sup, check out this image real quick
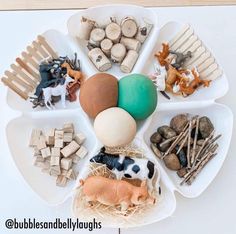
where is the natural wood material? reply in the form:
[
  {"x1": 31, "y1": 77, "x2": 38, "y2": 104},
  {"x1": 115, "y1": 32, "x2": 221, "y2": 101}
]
[
  {"x1": 0, "y1": 1, "x2": 235, "y2": 10},
  {"x1": 1, "y1": 35, "x2": 58, "y2": 100}
]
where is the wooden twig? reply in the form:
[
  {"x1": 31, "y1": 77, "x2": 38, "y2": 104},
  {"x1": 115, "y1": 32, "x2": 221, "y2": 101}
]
[
  {"x1": 191, "y1": 116, "x2": 199, "y2": 165},
  {"x1": 186, "y1": 119, "x2": 192, "y2": 168},
  {"x1": 159, "y1": 136, "x2": 177, "y2": 148}
]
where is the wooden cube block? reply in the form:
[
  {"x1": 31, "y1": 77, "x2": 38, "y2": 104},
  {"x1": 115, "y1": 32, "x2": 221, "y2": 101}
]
[
  {"x1": 71, "y1": 154, "x2": 80, "y2": 164},
  {"x1": 76, "y1": 146, "x2": 88, "y2": 159},
  {"x1": 50, "y1": 166, "x2": 61, "y2": 176},
  {"x1": 41, "y1": 147, "x2": 51, "y2": 158},
  {"x1": 63, "y1": 123, "x2": 74, "y2": 133},
  {"x1": 60, "y1": 158, "x2": 72, "y2": 170},
  {"x1": 37, "y1": 135, "x2": 47, "y2": 150},
  {"x1": 55, "y1": 130, "x2": 64, "y2": 139},
  {"x1": 46, "y1": 136, "x2": 54, "y2": 146},
  {"x1": 34, "y1": 156, "x2": 45, "y2": 167},
  {"x1": 33, "y1": 147, "x2": 41, "y2": 157},
  {"x1": 54, "y1": 139, "x2": 64, "y2": 148},
  {"x1": 61, "y1": 140, "x2": 80, "y2": 158},
  {"x1": 66, "y1": 168, "x2": 77, "y2": 180},
  {"x1": 29, "y1": 129, "x2": 42, "y2": 147},
  {"x1": 50, "y1": 156, "x2": 60, "y2": 166},
  {"x1": 56, "y1": 175, "x2": 67, "y2": 187},
  {"x1": 74, "y1": 133, "x2": 86, "y2": 145},
  {"x1": 51, "y1": 147, "x2": 61, "y2": 157},
  {"x1": 63, "y1": 132, "x2": 73, "y2": 143}
]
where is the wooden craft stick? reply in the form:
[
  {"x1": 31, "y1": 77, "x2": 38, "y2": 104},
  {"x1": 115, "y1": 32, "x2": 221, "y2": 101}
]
[
  {"x1": 10, "y1": 64, "x2": 37, "y2": 87},
  {"x1": 27, "y1": 45, "x2": 44, "y2": 61},
  {"x1": 177, "y1": 35, "x2": 199, "y2": 53},
  {"x1": 200, "y1": 63, "x2": 218, "y2": 77},
  {"x1": 21, "y1": 51, "x2": 38, "y2": 69},
  {"x1": 169, "y1": 24, "x2": 191, "y2": 47},
  {"x1": 1, "y1": 77, "x2": 28, "y2": 99},
  {"x1": 184, "y1": 46, "x2": 206, "y2": 66},
  {"x1": 32, "y1": 41, "x2": 50, "y2": 58},
  {"x1": 171, "y1": 28, "x2": 194, "y2": 51},
  {"x1": 204, "y1": 69, "x2": 223, "y2": 80},
  {"x1": 37, "y1": 35, "x2": 58, "y2": 59}
]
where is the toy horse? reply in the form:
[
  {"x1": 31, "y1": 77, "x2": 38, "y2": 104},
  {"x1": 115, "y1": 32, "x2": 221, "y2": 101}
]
[{"x1": 42, "y1": 75, "x2": 74, "y2": 109}]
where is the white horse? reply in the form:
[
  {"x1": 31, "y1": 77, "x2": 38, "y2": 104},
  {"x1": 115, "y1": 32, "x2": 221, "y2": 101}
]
[{"x1": 42, "y1": 75, "x2": 73, "y2": 109}]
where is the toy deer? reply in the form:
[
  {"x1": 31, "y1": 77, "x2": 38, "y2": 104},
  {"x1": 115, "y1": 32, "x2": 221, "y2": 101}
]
[{"x1": 42, "y1": 75, "x2": 74, "y2": 109}]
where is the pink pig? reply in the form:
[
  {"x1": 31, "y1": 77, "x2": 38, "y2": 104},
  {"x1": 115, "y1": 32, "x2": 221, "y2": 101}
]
[{"x1": 80, "y1": 176, "x2": 155, "y2": 211}]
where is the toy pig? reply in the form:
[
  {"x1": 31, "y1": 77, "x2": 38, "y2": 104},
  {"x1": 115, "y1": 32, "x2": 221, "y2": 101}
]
[{"x1": 80, "y1": 176, "x2": 155, "y2": 211}]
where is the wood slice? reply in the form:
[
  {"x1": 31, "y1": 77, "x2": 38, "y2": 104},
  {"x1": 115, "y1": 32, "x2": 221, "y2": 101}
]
[
  {"x1": 100, "y1": 38, "x2": 113, "y2": 57},
  {"x1": 88, "y1": 48, "x2": 112, "y2": 72},
  {"x1": 120, "y1": 50, "x2": 139, "y2": 73},
  {"x1": 78, "y1": 16, "x2": 96, "y2": 40},
  {"x1": 111, "y1": 43, "x2": 126, "y2": 63},
  {"x1": 120, "y1": 37, "x2": 141, "y2": 52},
  {"x1": 105, "y1": 22, "x2": 121, "y2": 43},
  {"x1": 121, "y1": 16, "x2": 138, "y2": 38},
  {"x1": 89, "y1": 28, "x2": 105, "y2": 46}
]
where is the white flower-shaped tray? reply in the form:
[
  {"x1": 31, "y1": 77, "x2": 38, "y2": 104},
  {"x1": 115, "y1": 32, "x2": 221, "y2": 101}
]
[{"x1": 3, "y1": 4, "x2": 233, "y2": 228}]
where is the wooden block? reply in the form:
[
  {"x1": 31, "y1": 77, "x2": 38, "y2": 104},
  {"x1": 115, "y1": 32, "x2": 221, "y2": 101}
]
[
  {"x1": 29, "y1": 129, "x2": 42, "y2": 147},
  {"x1": 76, "y1": 146, "x2": 88, "y2": 159},
  {"x1": 40, "y1": 147, "x2": 51, "y2": 158},
  {"x1": 61, "y1": 140, "x2": 80, "y2": 157},
  {"x1": 41, "y1": 168, "x2": 50, "y2": 174},
  {"x1": 33, "y1": 147, "x2": 41, "y2": 156},
  {"x1": 74, "y1": 133, "x2": 86, "y2": 145},
  {"x1": 46, "y1": 136, "x2": 54, "y2": 146},
  {"x1": 34, "y1": 155, "x2": 45, "y2": 167},
  {"x1": 63, "y1": 132, "x2": 73, "y2": 143},
  {"x1": 51, "y1": 147, "x2": 61, "y2": 157},
  {"x1": 50, "y1": 165, "x2": 61, "y2": 176},
  {"x1": 55, "y1": 130, "x2": 64, "y2": 139},
  {"x1": 56, "y1": 175, "x2": 68, "y2": 187},
  {"x1": 50, "y1": 156, "x2": 60, "y2": 166},
  {"x1": 54, "y1": 139, "x2": 64, "y2": 148},
  {"x1": 60, "y1": 158, "x2": 72, "y2": 170},
  {"x1": 66, "y1": 168, "x2": 77, "y2": 180},
  {"x1": 63, "y1": 123, "x2": 74, "y2": 133},
  {"x1": 70, "y1": 154, "x2": 80, "y2": 164},
  {"x1": 37, "y1": 135, "x2": 47, "y2": 150}
]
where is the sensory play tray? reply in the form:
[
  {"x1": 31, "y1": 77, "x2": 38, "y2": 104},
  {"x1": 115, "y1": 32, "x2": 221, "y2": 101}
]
[{"x1": 1, "y1": 4, "x2": 233, "y2": 228}]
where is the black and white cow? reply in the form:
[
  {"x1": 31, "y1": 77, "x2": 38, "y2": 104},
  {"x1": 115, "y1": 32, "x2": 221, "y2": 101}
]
[{"x1": 90, "y1": 148, "x2": 157, "y2": 190}]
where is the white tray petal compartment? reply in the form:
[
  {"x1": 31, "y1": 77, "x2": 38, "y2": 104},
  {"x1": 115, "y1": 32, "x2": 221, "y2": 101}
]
[
  {"x1": 6, "y1": 109, "x2": 98, "y2": 205},
  {"x1": 143, "y1": 102, "x2": 233, "y2": 198},
  {"x1": 141, "y1": 21, "x2": 229, "y2": 104},
  {"x1": 67, "y1": 4, "x2": 159, "y2": 78},
  {"x1": 6, "y1": 29, "x2": 86, "y2": 112}
]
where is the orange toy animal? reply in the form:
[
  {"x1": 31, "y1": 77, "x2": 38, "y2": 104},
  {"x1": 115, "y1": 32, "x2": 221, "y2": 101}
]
[
  {"x1": 80, "y1": 176, "x2": 155, "y2": 211},
  {"x1": 155, "y1": 43, "x2": 170, "y2": 66},
  {"x1": 179, "y1": 68, "x2": 211, "y2": 95},
  {"x1": 61, "y1": 62, "x2": 84, "y2": 88}
]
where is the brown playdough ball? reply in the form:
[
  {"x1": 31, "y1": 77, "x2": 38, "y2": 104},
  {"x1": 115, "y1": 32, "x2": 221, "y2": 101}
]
[{"x1": 79, "y1": 73, "x2": 118, "y2": 118}]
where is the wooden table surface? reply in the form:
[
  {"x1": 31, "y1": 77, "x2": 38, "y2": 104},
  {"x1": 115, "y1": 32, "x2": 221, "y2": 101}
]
[{"x1": 0, "y1": 0, "x2": 236, "y2": 10}]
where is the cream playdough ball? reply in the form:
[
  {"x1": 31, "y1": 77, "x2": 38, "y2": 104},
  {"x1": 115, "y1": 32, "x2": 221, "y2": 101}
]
[{"x1": 94, "y1": 107, "x2": 137, "y2": 147}]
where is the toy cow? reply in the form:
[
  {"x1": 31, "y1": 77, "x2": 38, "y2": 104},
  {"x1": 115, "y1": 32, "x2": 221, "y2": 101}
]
[
  {"x1": 90, "y1": 149, "x2": 157, "y2": 191},
  {"x1": 80, "y1": 176, "x2": 155, "y2": 211}
]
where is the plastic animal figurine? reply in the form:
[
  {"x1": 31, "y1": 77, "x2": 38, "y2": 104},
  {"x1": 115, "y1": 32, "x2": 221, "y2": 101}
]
[
  {"x1": 155, "y1": 43, "x2": 170, "y2": 66},
  {"x1": 80, "y1": 176, "x2": 155, "y2": 211},
  {"x1": 90, "y1": 149, "x2": 157, "y2": 191},
  {"x1": 170, "y1": 50, "x2": 192, "y2": 69},
  {"x1": 67, "y1": 82, "x2": 80, "y2": 102},
  {"x1": 150, "y1": 64, "x2": 167, "y2": 91},
  {"x1": 42, "y1": 75, "x2": 74, "y2": 109},
  {"x1": 61, "y1": 62, "x2": 83, "y2": 88}
]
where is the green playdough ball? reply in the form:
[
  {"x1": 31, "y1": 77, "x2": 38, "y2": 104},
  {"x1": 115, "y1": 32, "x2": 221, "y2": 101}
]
[{"x1": 118, "y1": 73, "x2": 158, "y2": 120}]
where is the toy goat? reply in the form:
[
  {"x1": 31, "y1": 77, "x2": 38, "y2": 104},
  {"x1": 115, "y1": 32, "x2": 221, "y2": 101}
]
[
  {"x1": 90, "y1": 150, "x2": 157, "y2": 191},
  {"x1": 42, "y1": 75, "x2": 74, "y2": 109},
  {"x1": 80, "y1": 176, "x2": 155, "y2": 211}
]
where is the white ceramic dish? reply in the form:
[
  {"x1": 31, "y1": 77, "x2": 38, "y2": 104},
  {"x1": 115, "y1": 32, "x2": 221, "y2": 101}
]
[{"x1": 2, "y1": 4, "x2": 233, "y2": 228}]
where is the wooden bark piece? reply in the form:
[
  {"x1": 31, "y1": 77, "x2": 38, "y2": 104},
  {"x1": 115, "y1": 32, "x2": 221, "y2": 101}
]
[
  {"x1": 88, "y1": 48, "x2": 112, "y2": 71},
  {"x1": 120, "y1": 37, "x2": 141, "y2": 52},
  {"x1": 135, "y1": 21, "x2": 153, "y2": 43},
  {"x1": 121, "y1": 16, "x2": 138, "y2": 38},
  {"x1": 111, "y1": 43, "x2": 126, "y2": 63},
  {"x1": 120, "y1": 50, "x2": 139, "y2": 73},
  {"x1": 79, "y1": 16, "x2": 96, "y2": 40},
  {"x1": 100, "y1": 38, "x2": 113, "y2": 57},
  {"x1": 89, "y1": 28, "x2": 105, "y2": 46},
  {"x1": 105, "y1": 22, "x2": 121, "y2": 43}
]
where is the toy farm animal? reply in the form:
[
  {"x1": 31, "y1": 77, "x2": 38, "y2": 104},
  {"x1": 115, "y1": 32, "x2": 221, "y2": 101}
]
[
  {"x1": 90, "y1": 150, "x2": 157, "y2": 191},
  {"x1": 155, "y1": 43, "x2": 170, "y2": 66},
  {"x1": 61, "y1": 62, "x2": 83, "y2": 88},
  {"x1": 80, "y1": 176, "x2": 155, "y2": 211},
  {"x1": 150, "y1": 64, "x2": 167, "y2": 91},
  {"x1": 42, "y1": 75, "x2": 74, "y2": 109},
  {"x1": 169, "y1": 50, "x2": 192, "y2": 69}
]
